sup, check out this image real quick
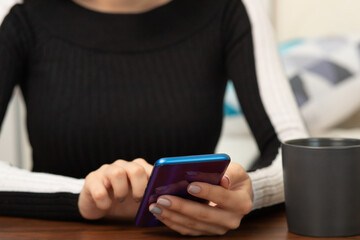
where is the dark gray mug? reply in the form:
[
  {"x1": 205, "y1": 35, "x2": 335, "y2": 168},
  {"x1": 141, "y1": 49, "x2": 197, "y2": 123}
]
[{"x1": 282, "y1": 138, "x2": 360, "y2": 237}]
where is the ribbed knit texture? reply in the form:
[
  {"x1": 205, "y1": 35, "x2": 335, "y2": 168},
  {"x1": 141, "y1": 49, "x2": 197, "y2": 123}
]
[
  {"x1": 26, "y1": 37, "x2": 225, "y2": 178},
  {"x1": 0, "y1": 192, "x2": 82, "y2": 220},
  {"x1": 0, "y1": 0, "x2": 308, "y2": 220},
  {"x1": 1, "y1": 0, "x2": 280, "y2": 180},
  {"x1": 3, "y1": 0, "x2": 227, "y2": 178}
]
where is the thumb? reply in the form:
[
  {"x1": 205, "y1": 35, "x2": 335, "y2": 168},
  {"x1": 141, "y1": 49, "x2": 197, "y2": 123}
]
[
  {"x1": 220, "y1": 174, "x2": 231, "y2": 189},
  {"x1": 223, "y1": 162, "x2": 249, "y2": 190}
]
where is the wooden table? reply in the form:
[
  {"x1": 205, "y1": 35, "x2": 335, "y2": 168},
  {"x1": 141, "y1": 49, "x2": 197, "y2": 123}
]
[{"x1": 0, "y1": 204, "x2": 359, "y2": 240}]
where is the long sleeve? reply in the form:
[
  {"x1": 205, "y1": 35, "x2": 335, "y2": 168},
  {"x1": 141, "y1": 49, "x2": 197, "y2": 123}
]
[
  {"x1": 0, "y1": 5, "x2": 84, "y2": 220},
  {"x1": 0, "y1": 161, "x2": 84, "y2": 219},
  {"x1": 224, "y1": 0, "x2": 309, "y2": 210}
]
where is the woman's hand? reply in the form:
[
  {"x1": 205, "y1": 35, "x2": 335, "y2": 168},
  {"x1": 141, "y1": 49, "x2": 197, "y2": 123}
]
[
  {"x1": 78, "y1": 158, "x2": 153, "y2": 220},
  {"x1": 149, "y1": 162, "x2": 253, "y2": 236}
]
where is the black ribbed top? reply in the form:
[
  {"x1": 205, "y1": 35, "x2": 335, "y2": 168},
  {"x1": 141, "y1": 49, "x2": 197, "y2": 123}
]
[{"x1": 0, "y1": 0, "x2": 280, "y2": 181}]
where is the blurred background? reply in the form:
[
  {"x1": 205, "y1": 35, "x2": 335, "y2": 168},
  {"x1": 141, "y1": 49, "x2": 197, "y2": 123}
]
[
  {"x1": 265, "y1": 0, "x2": 360, "y2": 42},
  {"x1": 1, "y1": 0, "x2": 360, "y2": 171}
]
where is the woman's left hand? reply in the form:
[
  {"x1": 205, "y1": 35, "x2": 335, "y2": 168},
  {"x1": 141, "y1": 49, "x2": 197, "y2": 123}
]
[{"x1": 148, "y1": 162, "x2": 253, "y2": 236}]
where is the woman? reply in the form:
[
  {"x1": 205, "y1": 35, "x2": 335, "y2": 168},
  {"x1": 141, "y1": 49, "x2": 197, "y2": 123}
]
[{"x1": 0, "y1": 0, "x2": 308, "y2": 236}]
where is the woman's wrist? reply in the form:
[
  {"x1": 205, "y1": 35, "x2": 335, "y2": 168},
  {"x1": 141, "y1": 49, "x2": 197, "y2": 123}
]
[{"x1": 248, "y1": 154, "x2": 285, "y2": 210}]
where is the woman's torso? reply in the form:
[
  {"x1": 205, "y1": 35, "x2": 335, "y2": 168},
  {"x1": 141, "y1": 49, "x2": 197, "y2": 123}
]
[{"x1": 18, "y1": 0, "x2": 230, "y2": 177}]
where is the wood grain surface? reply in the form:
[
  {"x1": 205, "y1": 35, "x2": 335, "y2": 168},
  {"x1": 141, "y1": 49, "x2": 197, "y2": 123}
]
[{"x1": 0, "y1": 204, "x2": 359, "y2": 240}]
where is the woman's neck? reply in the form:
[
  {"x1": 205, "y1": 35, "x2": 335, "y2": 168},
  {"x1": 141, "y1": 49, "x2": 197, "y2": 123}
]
[{"x1": 72, "y1": 0, "x2": 172, "y2": 14}]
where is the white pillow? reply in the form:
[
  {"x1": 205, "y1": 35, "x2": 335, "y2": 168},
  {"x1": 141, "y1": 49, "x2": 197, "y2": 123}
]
[{"x1": 280, "y1": 36, "x2": 360, "y2": 134}]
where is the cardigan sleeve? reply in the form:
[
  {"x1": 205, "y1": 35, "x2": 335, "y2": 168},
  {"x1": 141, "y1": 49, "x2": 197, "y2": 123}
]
[{"x1": 223, "y1": 0, "x2": 309, "y2": 210}]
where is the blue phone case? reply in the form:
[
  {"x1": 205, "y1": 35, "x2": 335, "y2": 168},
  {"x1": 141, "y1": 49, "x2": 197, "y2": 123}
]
[{"x1": 135, "y1": 153, "x2": 230, "y2": 227}]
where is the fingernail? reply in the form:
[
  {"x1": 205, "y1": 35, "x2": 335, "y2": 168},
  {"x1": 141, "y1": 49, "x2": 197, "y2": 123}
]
[
  {"x1": 188, "y1": 184, "x2": 201, "y2": 194},
  {"x1": 134, "y1": 198, "x2": 142, "y2": 203},
  {"x1": 150, "y1": 206, "x2": 162, "y2": 215},
  {"x1": 224, "y1": 175, "x2": 231, "y2": 186},
  {"x1": 157, "y1": 197, "x2": 171, "y2": 207},
  {"x1": 118, "y1": 198, "x2": 125, "y2": 203}
]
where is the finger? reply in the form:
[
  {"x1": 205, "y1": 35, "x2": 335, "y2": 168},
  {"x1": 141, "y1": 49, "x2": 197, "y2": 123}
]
[
  {"x1": 133, "y1": 158, "x2": 153, "y2": 178},
  {"x1": 223, "y1": 162, "x2": 254, "y2": 201},
  {"x1": 187, "y1": 182, "x2": 253, "y2": 214},
  {"x1": 119, "y1": 160, "x2": 148, "y2": 201},
  {"x1": 224, "y1": 162, "x2": 249, "y2": 189},
  {"x1": 86, "y1": 172, "x2": 113, "y2": 210},
  {"x1": 106, "y1": 161, "x2": 129, "y2": 200},
  {"x1": 152, "y1": 196, "x2": 241, "y2": 230},
  {"x1": 220, "y1": 174, "x2": 231, "y2": 189},
  {"x1": 149, "y1": 204, "x2": 226, "y2": 236}
]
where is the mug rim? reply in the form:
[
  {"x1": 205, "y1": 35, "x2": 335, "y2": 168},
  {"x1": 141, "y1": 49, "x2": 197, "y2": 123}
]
[{"x1": 283, "y1": 137, "x2": 360, "y2": 149}]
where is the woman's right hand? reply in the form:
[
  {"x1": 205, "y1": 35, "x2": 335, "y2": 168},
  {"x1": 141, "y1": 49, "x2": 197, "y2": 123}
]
[{"x1": 78, "y1": 158, "x2": 153, "y2": 220}]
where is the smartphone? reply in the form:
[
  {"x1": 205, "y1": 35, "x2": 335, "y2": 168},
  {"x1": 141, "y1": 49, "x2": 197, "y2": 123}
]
[{"x1": 135, "y1": 153, "x2": 230, "y2": 227}]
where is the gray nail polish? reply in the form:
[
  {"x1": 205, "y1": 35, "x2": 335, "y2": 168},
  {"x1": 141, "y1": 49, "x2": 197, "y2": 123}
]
[
  {"x1": 157, "y1": 198, "x2": 171, "y2": 207},
  {"x1": 188, "y1": 184, "x2": 201, "y2": 194},
  {"x1": 118, "y1": 198, "x2": 125, "y2": 203},
  {"x1": 150, "y1": 206, "x2": 162, "y2": 215}
]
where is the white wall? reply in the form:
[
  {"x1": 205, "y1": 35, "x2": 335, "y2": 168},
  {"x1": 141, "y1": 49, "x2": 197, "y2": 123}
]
[
  {"x1": 274, "y1": 0, "x2": 360, "y2": 42},
  {"x1": 0, "y1": 0, "x2": 20, "y2": 21},
  {"x1": 0, "y1": 91, "x2": 19, "y2": 165}
]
